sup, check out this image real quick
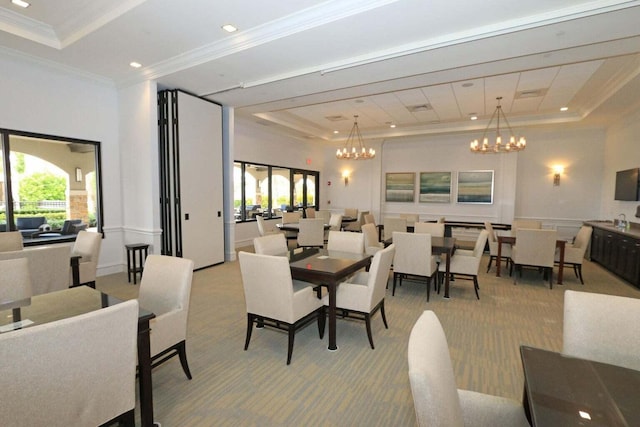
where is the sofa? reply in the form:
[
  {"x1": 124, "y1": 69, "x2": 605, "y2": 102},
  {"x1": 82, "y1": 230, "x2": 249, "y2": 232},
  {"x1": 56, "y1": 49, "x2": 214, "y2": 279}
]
[
  {"x1": 16, "y1": 216, "x2": 47, "y2": 237},
  {"x1": 0, "y1": 244, "x2": 72, "y2": 296}
]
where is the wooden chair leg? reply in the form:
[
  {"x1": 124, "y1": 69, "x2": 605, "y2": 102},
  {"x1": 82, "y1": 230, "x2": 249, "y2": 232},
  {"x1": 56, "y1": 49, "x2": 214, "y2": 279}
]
[
  {"x1": 473, "y1": 276, "x2": 480, "y2": 300},
  {"x1": 287, "y1": 326, "x2": 295, "y2": 365},
  {"x1": 577, "y1": 265, "x2": 584, "y2": 285},
  {"x1": 426, "y1": 277, "x2": 431, "y2": 302},
  {"x1": 364, "y1": 313, "x2": 375, "y2": 349},
  {"x1": 244, "y1": 314, "x2": 254, "y2": 350},
  {"x1": 392, "y1": 272, "x2": 398, "y2": 296},
  {"x1": 177, "y1": 341, "x2": 193, "y2": 380},
  {"x1": 486, "y1": 256, "x2": 494, "y2": 272},
  {"x1": 380, "y1": 301, "x2": 388, "y2": 329}
]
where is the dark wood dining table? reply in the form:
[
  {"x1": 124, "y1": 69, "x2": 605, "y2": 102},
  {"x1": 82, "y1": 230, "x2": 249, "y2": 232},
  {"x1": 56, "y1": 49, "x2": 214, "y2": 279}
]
[
  {"x1": 520, "y1": 345, "x2": 640, "y2": 427},
  {"x1": 276, "y1": 223, "x2": 331, "y2": 232},
  {"x1": 496, "y1": 235, "x2": 566, "y2": 284},
  {"x1": 287, "y1": 247, "x2": 371, "y2": 350},
  {"x1": 0, "y1": 286, "x2": 157, "y2": 427}
]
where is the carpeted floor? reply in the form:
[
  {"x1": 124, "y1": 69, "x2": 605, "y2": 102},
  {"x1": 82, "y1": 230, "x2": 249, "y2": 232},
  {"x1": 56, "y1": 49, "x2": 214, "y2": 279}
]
[{"x1": 96, "y1": 251, "x2": 640, "y2": 427}]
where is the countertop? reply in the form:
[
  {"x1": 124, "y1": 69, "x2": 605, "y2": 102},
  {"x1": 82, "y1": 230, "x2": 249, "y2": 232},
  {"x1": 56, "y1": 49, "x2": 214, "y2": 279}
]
[{"x1": 584, "y1": 220, "x2": 640, "y2": 239}]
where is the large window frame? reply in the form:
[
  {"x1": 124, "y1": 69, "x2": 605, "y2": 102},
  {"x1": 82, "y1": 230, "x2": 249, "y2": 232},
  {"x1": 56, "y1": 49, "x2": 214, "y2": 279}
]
[{"x1": 234, "y1": 161, "x2": 319, "y2": 222}]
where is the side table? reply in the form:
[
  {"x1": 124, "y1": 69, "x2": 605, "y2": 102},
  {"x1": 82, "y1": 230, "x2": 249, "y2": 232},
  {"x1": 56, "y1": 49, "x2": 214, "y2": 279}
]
[{"x1": 125, "y1": 243, "x2": 149, "y2": 284}]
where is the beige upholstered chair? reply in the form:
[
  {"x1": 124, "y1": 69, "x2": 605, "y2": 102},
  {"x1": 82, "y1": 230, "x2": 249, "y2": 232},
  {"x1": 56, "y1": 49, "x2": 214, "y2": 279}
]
[
  {"x1": 138, "y1": 254, "x2": 195, "y2": 379},
  {"x1": 485, "y1": 221, "x2": 511, "y2": 272},
  {"x1": 0, "y1": 231, "x2": 23, "y2": 252},
  {"x1": 239, "y1": 251, "x2": 325, "y2": 365},
  {"x1": 0, "y1": 245, "x2": 70, "y2": 296},
  {"x1": 362, "y1": 223, "x2": 384, "y2": 255},
  {"x1": 392, "y1": 231, "x2": 438, "y2": 301},
  {"x1": 256, "y1": 214, "x2": 278, "y2": 236},
  {"x1": 254, "y1": 233, "x2": 288, "y2": 255},
  {"x1": 0, "y1": 258, "x2": 32, "y2": 311},
  {"x1": 399, "y1": 213, "x2": 419, "y2": 225},
  {"x1": 344, "y1": 208, "x2": 358, "y2": 219},
  {"x1": 304, "y1": 207, "x2": 316, "y2": 218},
  {"x1": 345, "y1": 210, "x2": 368, "y2": 232},
  {"x1": 0, "y1": 299, "x2": 139, "y2": 427},
  {"x1": 315, "y1": 209, "x2": 332, "y2": 225},
  {"x1": 437, "y1": 217, "x2": 446, "y2": 224},
  {"x1": 555, "y1": 225, "x2": 592, "y2": 284},
  {"x1": 383, "y1": 217, "x2": 407, "y2": 240},
  {"x1": 70, "y1": 230, "x2": 102, "y2": 288},
  {"x1": 328, "y1": 213, "x2": 343, "y2": 231},
  {"x1": 297, "y1": 218, "x2": 325, "y2": 248},
  {"x1": 408, "y1": 311, "x2": 530, "y2": 427},
  {"x1": 323, "y1": 244, "x2": 395, "y2": 349},
  {"x1": 414, "y1": 222, "x2": 445, "y2": 237},
  {"x1": 282, "y1": 211, "x2": 302, "y2": 224},
  {"x1": 511, "y1": 219, "x2": 542, "y2": 231},
  {"x1": 446, "y1": 230, "x2": 489, "y2": 299},
  {"x1": 327, "y1": 230, "x2": 364, "y2": 254},
  {"x1": 510, "y1": 228, "x2": 557, "y2": 288},
  {"x1": 363, "y1": 213, "x2": 376, "y2": 225},
  {"x1": 563, "y1": 290, "x2": 640, "y2": 371}
]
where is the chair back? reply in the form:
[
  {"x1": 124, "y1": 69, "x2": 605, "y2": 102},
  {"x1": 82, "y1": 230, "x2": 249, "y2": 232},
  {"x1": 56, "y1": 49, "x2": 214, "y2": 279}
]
[
  {"x1": 472, "y1": 230, "x2": 489, "y2": 258},
  {"x1": 414, "y1": 222, "x2": 444, "y2": 237},
  {"x1": 256, "y1": 215, "x2": 269, "y2": 236},
  {"x1": 0, "y1": 231, "x2": 23, "y2": 252},
  {"x1": 282, "y1": 211, "x2": 301, "y2": 224},
  {"x1": 367, "y1": 244, "x2": 395, "y2": 308},
  {"x1": 138, "y1": 255, "x2": 194, "y2": 356},
  {"x1": 512, "y1": 219, "x2": 542, "y2": 232},
  {"x1": 344, "y1": 208, "x2": 358, "y2": 219},
  {"x1": 437, "y1": 217, "x2": 446, "y2": 224},
  {"x1": 362, "y1": 223, "x2": 381, "y2": 249},
  {"x1": 513, "y1": 228, "x2": 557, "y2": 267},
  {"x1": 383, "y1": 217, "x2": 407, "y2": 240},
  {"x1": 329, "y1": 213, "x2": 343, "y2": 231},
  {"x1": 363, "y1": 214, "x2": 376, "y2": 225},
  {"x1": 399, "y1": 213, "x2": 419, "y2": 225},
  {"x1": 304, "y1": 207, "x2": 316, "y2": 218},
  {"x1": 573, "y1": 225, "x2": 593, "y2": 250},
  {"x1": 0, "y1": 258, "x2": 32, "y2": 310},
  {"x1": 408, "y1": 311, "x2": 464, "y2": 427},
  {"x1": 254, "y1": 233, "x2": 288, "y2": 255},
  {"x1": 239, "y1": 251, "x2": 298, "y2": 323},
  {"x1": 0, "y1": 299, "x2": 139, "y2": 427},
  {"x1": 327, "y1": 230, "x2": 364, "y2": 254},
  {"x1": 297, "y1": 219, "x2": 325, "y2": 247},
  {"x1": 392, "y1": 231, "x2": 434, "y2": 277},
  {"x1": 484, "y1": 221, "x2": 497, "y2": 243},
  {"x1": 316, "y1": 210, "x2": 332, "y2": 224},
  {"x1": 563, "y1": 290, "x2": 640, "y2": 371},
  {"x1": 72, "y1": 231, "x2": 103, "y2": 284}
]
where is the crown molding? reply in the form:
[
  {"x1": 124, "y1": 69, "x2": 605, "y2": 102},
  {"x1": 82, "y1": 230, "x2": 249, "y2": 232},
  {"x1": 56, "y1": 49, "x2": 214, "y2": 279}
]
[{"x1": 0, "y1": 7, "x2": 59, "y2": 48}]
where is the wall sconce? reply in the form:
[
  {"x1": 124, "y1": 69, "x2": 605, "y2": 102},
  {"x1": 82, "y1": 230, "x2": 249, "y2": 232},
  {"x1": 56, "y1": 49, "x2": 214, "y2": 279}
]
[
  {"x1": 553, "y1": 165, "x2": 563, "y2": 186},
  {"x1": 75, "y1": 167, "x2": 83, "y2": 182},
  {"x1": 342, "y1": 171, "x2": 350, "y2": 186}
]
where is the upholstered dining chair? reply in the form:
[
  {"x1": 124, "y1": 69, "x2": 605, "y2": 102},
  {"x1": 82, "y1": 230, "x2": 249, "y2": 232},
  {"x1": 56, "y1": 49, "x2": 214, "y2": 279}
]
[
  {"x1": 0, "y1": 231, "x2": 24, "y2": 252},
  {"x1": 362, "y1": 223, "x2": 384, "y2": 255},
  {"x1": 0, "y1": 257, "x2": 32, "y2": 311},
  {"x1": 485, "y1": 221, "x2": 511, "y2": 273},
  {"x1": 69, "y1": 230, "x2": 102, "y2": 288},
  {"x1": 511, "y1": 219, "x2": 542, "y2": 231},
  {"x1": 304, "y1": 207, "x2": 316, "y2": 218},
  {"x1": 414, "y1": 222, "x2": 445, "y2": 237},
  {"x1": 392, "y1": 231, "x2": 438, "y2": 301},
  {"x1": 408, "y1": 311, "x2": 531, "y2": 427},
  {"x1": 297, "y1": 218, "x2": 325, "y2": 248},
  {"x1": 344, "y1": 208, "x2": 358, "y2": 219},
  {"x1": 282, "y1": 211, "x2": 302, "y2": 224},
  {"x1": 0, "y1": 299, "x2": 139, "y2": 427},
  {"x1": 323, "y1": 244, "x2": 395, "y2": 349},
  {"x1": 363, "y1": 213, "x2": 376, "y2": 225},
  {"x1": 555, "y1": 225, "x2": 592, "y2": 284},
  {"x1": 345, "y1": 210, "x2": 369, "y2": 232},
  {"x1": 239, "y1": 251, "x2": 325, "y2": 365},
  {"x1": 328, "y1": 213, "x2": 343, "y2": 231},
  {"x1": 327, "y1": 230, "x2": 364, "y2": 254},
  {"x1": 138, "y1": 254, "x2": 195, "y2": 379},
  {"x1": 563, "y1": 290, "x2": 640, "y2": 371},
  {"x1": 256, "y1": 214, "x2": 278, "y2": 237},
  {"x1": 399, "y1": 213, "x2": 419, "y2": 225},
  {"x1": 315, "y1": 209, "x2": 332, "y2": 225},
  {"x1": 446, "y1": 230, "x2": 489, "y2": 299},
  {"x1": 383, "y1": 217, "x2": 407, "y2": 241},
  {"x1": 254, "y1": 233, "x2": 288, "y2": 255},
  {"x1": 510, "y1": 228, "x2": 557, "y2": 288}
]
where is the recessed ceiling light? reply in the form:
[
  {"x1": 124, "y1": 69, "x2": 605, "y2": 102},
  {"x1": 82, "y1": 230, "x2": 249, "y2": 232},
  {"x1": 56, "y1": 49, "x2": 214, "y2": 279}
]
[
  {"x1": 560, "y1": 107, "x2": 568, "y2": 111},
  {"x1": 462, "y1": 82, "x2": 474, "y2": 88},
  {"x1": 390, "y1": 124, "x2": 396, "y2": 128},
  {"x1": 333, "y1": 130, "x2": 339, "y2": 134},
  {"x1": 470, "y1": 115, "x2": 478, "y2": 120},
  {"x1": 222, "y1": 24, "x2": 238, "y2": 33},
  {"x1": 129, "y1": 62, "x2": 142, "y2": 68},
  {"x1": 12, "y1": 0, "x2": 30, "y2": 8}
]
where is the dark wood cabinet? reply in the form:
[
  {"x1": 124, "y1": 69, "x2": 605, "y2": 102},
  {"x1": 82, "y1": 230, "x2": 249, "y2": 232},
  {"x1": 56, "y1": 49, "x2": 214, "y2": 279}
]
[{"x1": 589, "y1": 223, "x2": 640, "y2": 288}]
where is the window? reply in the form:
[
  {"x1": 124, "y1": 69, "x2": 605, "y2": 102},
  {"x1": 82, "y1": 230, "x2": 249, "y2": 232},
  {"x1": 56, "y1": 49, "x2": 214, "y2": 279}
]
[
  {"x1": 0, "y1": 129, "x2": 104, "y2": 244},
  {"x1": 233, "y1": 161, "x2": 319, "y2": 222}
]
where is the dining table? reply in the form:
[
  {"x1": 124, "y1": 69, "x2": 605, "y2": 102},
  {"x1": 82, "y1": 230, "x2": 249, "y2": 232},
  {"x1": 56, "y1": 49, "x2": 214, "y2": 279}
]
[
  {"x1": 520, "y1": 345, "x2": 640, "y2": 426},
  {"x1": 496, "y1": 235, "x2": 566, "y2": 284},
  {"x1": 286, "y1": 247, "x2": 372, "y2": 351},
  {"x1": 0, "y1": 286, "x2": 157, "y2": 427},
  {"x1": 276, "y1": 222, "x2": 331, "y2": 232}
]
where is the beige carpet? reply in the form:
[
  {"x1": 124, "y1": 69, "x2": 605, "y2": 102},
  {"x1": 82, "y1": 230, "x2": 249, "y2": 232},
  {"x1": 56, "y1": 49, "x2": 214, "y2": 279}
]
[{"x1": 97, "y1": 252, "x2": 640, "y2": 427}]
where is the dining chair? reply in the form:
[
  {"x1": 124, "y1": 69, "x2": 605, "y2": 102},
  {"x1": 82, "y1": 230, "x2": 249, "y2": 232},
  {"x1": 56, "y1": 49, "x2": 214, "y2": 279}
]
[
  {"x1": 327, "y1": 230, "x2": 364, "y2": 254},
  {"x1": 297, "y1": 218, "x2": 325, "y2": 248},
  {"x1": 383, "y1": 217, "x2": 407, "y2": 241},
  {"x1": 282, "y1": 211, "x2": 302, "y2": 224},
  {"x1": 563, "y1": 290, "x2": 640, "y2": 371},
  {"x1": 362, "y1": 223, "x2": 384, "y2": 255},
  {"x1": 254, "y1": 233, "x2": 288, "y2": 255},
  {"x1": 344, "y1": 208, "x2": 358, "y2": 219},
  {"x1": 238, "y1": 251, "x2": 325, "y2": 365},
  {"x1": 363, "y1": 213, "x2": 376, "y2": 225},
  {"x1": 0, "y1": 244, "x2": 70, "y2": 296},
  {"x1": 304, "y1": 207, "x2": 316, "y2": 218},
  {"x1": 446, "y1": 230, "x2": 489, "y2": 299},
  {"x1": 323, "y1": 244, "x2": 395, "y2": 349},
  {"x1": 0, "y1": 231, "x2": 23, "y2": 252},
  {"x1": 408, "y1": 311, "x2": 531, "y2": 427},
  {"x1": 328, "y1": 213, "x2": 343, "y2": 231},
  {"x1": 138, "y1": 254, "x2": 195, "y2": 380},
  {"x1": 511, "y1": 219, "x2": 542, "y2": 231},
  {"x1": 0, "y1": 299, "x2": 139, "y2": 427},
  {"x1": 399, "y1": 213, "x2": 419, "y2": 225},
  {"x1": 392, "y1": 231, "x2": 438, "y2": 301},
  {"x1": 315, "y1": 209, "x2": 332, "y2": 225},
  {"x1": 256, "y1": 214, "x2": 278, "y2": 236},
  {"x1": 437, "y1": 217, "x2": 446, "y2": 224},
  {"x1": 0, "y1": 257, "x2": 32, "y2": 311},
  {"x1": 414, "y1": 222, "x2": 444, "y2": 237},
  {"x1": 555, "y1": 225, "x2": 592, "y2": 284},
  {"x1": 485, "y1": 221, "x2": 511, "y2": 272},
  {"x1": 510, "y1": 228, "x2": 557, "y2": 288},
  {"x1": 345, "y1": 210, "x2": 369, "y2": 232},
  {"x1": 69, "y1": 230, "x2": 102, "y2": 288}
]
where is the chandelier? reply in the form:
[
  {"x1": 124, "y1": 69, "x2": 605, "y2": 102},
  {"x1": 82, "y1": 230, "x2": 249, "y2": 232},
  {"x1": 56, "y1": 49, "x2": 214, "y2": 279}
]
[
  {"x1": 470, "y1": 97, "x2": 526, "y2": 153},
  {"x1": 336, "y1": 115, "x2": 375, "y2": 160}
]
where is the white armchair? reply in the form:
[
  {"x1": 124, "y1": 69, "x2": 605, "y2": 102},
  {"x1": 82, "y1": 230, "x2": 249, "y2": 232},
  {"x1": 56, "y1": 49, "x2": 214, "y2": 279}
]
[
  {"x1": 327, "y1": 230, "x2": 364, "y2": 254},
  {"x1": 408, "y1": 311, "x2": 530, "y2": 427},
  {"x1": 323, "y1": 244, "x2": 395, "y2": 349},
  {"x1": 414, "y1": 222, "x2": 444, "y2": 237},
  {"x1": 239, "y1": 251, "x2": 325, "y2": 365},
  {"x1": 555, "y1": 225, "x2": 592, "y2": 284},
  {"x1": 510, "y1": 228, "x2": 557, "y2": 288},
  {"x1": 256, "y1": 214, "x2": 279, "y2": 236},
  {"x1": 297, "y1": 218, "x2": 325, "y2": 248},
  {"x1": 362, "y1": 223, "x2": 384, "y2": 255},
  {"x1": 485, "y1": 221, "x2": 511, "y2": 272},
  {"x1": 0, "y1": 231, "x2": 23, "y2": 252},
  {"x1": 0, "y1": 257, "x2": 32, "y2": 311},
  {"x1": 254, "y1": 233, "x2": 288, "y2": 255},
  {"x1": 70, "y1": 230, "x2": 102, "y2": 288},
  {"x1": 447, "y1": 230, "x2": 488, "y2": 299},
  {"x1": 138, "y1": 254, "x2": 195, "y2": 379},
  {"x1": 383, "y1": 217, "x2": 407, "y2": 241},
  {"x1": 392, "y1": 231, "x2": 438, "y2": 301}
]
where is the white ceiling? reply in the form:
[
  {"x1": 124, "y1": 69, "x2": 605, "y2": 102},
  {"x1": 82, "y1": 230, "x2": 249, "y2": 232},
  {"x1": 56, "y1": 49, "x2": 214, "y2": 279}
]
[{"x1": 2, "y1": 0, "x2": 640, "y2": 144}]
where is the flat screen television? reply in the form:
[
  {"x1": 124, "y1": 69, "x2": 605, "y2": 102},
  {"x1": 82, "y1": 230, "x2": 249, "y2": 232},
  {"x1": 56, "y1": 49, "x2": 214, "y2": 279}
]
[{"x1": 614, "y1": 168, "x2": 640, "y2": 201}]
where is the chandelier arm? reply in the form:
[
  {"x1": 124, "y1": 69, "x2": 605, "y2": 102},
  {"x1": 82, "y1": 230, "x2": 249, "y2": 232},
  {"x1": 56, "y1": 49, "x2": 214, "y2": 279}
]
[
  {"x1": 480, "y1": 106, "x2": 500, "y2": 142},
  {"x1": 498, "y1": 108, "x2": 517, "y2": 138}
]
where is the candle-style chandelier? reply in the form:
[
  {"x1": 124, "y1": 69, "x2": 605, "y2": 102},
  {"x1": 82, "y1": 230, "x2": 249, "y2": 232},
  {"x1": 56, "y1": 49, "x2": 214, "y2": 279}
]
[
  {"x1": 470, "y1": 97, "x2": 526, "y2": 153},
  {"x1": 336, "y1": 115, "x2": 375, "y2": 160}
]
